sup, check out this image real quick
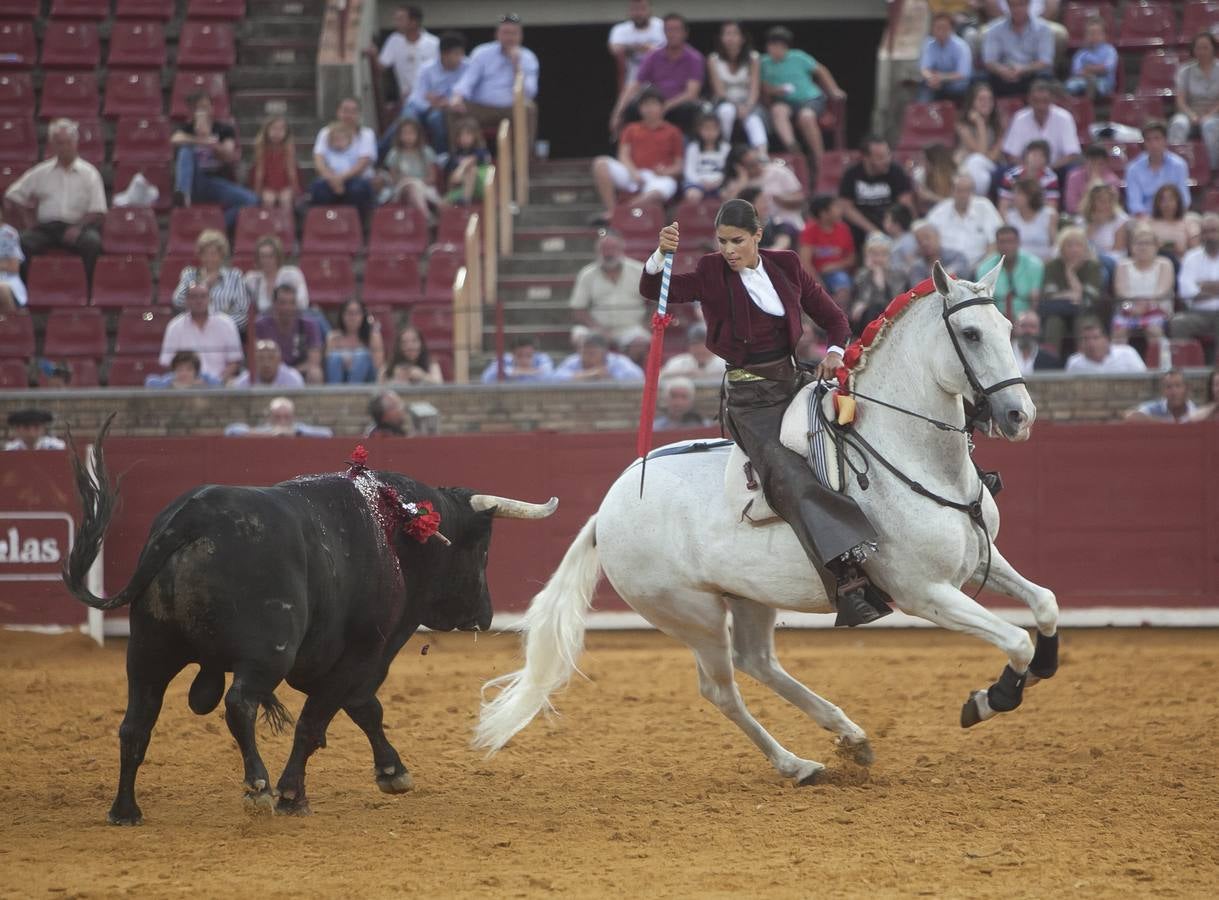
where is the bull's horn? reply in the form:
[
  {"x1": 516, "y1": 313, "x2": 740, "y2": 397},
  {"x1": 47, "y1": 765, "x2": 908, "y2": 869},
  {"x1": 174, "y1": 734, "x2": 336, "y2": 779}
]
[{"x1": 469, "y1": 494, "x2": 559, "y2": 519}]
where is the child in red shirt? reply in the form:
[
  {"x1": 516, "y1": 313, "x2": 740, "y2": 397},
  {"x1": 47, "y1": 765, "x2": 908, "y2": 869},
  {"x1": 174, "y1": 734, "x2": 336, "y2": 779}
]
[
  {"x1": 798, "y1": 194, "x2": 856, "y2": 306},
  {"x1": 253, "y1": 116, "x2": 299, "y2": 210},
  {"x1": 591, "y1": 88, "x2": 685, "y2": 225}
]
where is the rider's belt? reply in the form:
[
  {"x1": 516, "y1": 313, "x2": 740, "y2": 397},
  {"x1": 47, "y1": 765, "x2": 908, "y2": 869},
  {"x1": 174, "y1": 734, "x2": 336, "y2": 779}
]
[
  {"x1": 727, "y1": 368, "x2": 767, "y2": 383},
  {"x1": 727, "y1": 355, "x2": 797, "y2": 383}
]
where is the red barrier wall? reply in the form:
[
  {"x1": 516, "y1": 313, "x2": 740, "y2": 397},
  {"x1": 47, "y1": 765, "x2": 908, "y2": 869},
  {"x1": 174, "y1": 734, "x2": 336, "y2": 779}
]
[{"x1": 1, "y1": 423, "x2": 1216, "y2": 627}]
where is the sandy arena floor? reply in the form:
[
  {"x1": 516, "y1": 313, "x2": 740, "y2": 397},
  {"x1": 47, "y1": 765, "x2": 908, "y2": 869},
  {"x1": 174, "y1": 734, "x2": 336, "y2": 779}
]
[{"x1": 0, "y1": 626, "x2": 1216, "y2": 899}]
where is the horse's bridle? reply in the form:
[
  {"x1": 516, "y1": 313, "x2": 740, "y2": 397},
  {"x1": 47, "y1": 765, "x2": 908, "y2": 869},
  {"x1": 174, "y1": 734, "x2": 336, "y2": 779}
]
[{"x1": 941, "y1": 295, "x2": 1027, "y2": 432}]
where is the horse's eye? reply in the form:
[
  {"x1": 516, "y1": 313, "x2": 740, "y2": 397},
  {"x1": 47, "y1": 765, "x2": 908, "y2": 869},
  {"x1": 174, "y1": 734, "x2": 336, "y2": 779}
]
[{"x1": 962, "y1": 327, "x2": 981, "y2": 343}]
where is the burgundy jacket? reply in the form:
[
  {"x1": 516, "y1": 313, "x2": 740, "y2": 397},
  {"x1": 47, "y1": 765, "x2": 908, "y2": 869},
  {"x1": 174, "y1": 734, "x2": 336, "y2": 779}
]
[{"x1": 639, "y1": 248, "x2": 851, "y2": 367}]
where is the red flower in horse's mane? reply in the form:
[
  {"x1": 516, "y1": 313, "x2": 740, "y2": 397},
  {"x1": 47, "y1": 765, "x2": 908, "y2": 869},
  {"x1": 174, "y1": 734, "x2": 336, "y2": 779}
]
[
  {"x1": 404, "y1": 501, "x2": 441, "y2": 543},
  {"x1": 346, "y1": 444, "x2": 370, "y2": 476}
]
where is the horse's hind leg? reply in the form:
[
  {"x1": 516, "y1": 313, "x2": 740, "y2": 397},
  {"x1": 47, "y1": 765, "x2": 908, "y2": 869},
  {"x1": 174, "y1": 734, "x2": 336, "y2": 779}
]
[
  {"x1": 726, "y1": 597, "x2": 874, "y2": 766},
  {"x1": 970, "y1": 545, "x2": 1059, "y2": 680}
]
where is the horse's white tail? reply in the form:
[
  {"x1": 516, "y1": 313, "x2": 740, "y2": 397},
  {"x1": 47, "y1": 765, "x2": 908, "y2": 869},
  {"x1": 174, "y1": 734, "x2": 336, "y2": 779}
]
[{"x1": 473, "y1": 514, "x2": 601, "y2": 754}]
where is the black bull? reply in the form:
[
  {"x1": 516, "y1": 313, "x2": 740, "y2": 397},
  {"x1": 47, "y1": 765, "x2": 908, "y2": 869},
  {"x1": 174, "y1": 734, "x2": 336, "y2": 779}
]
[{"x1": 62, "y1": 419, "x2": 557, "y2": 824}]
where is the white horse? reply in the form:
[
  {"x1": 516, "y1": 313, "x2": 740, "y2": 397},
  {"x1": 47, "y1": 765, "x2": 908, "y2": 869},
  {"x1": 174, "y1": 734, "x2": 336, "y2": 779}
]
[{"x1": 474, "y1": 262, "x2": 1060, "y2": 784}]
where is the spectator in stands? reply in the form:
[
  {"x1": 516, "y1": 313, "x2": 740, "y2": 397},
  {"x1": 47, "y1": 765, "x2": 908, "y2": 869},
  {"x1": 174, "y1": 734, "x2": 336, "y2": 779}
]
[
  {"x1": 1063, "y1": 143, "x2": 1120, "y2": 216},
  {"x1": 1065, "y1": 316, "x2": 1147, "y2": 373},
  {"x1": 1078, "y1": 182, "x2": 1129, "y2": 262},
  {"x1": 37, "y1": 360, "x2": 71, "y2": 387},
  {"x1": 655, "y1": 376, "x2": 709, "y2": 429},
  {"x1": 928, "y1": 173, "x2": 1003, "y2": 271},
  {"x1": 1190, "y1": 367, "x2": 1219, "y2": 419},
  {"x1": 608, "y1": 0, "x2": 665, "y2": 86},
  {"x1": 368, "y1": 5, "x2": 438, "y2": 103},
  {"x1": 0, "y1": 208, "x2": 26, "y2": 311},
  {"x1": 1125, "y1": 368, "x2": 1198, "y2": 423},
  {"x1": 1040, "y1": 225, "x2": 1104, "y2": 353},
  {"x1": 144, "y1": 350, "x2": 220, "y2": 389},
  {"x1": 591, "y1": 88, "x2": 683, "y2": 226},
  {"x1": 976, "y1": 225, "x2": 1044, "y2": 318},
  {"x1": 724, "y1": 147, "x2": 807, "y2": 233},
  {"x1": 760, "y1": 25, "x2": 845, "y2": 173},
  {"x1": 736, "y1": 186, "x2": 795, "y2": 250},
  {"x1": 660, "y1": 322, "x2": 727, "y2": 379},
  {"x1": 918, "y1": 12, "x2": 973, "y2": 102},
  {"x1": 378, "y1": 119, "x2": 440, "y2": 211},
  {"x1": 325, "y1": 299, "x2": 384, "y2": 384},
  {"x1": 883, "y1": 203, "x2": 919, "y2": 272},
  {"x1": 1147, "y1": 185, "x2": 1199, "y2": 260},
  {"x1": 568, "y1": 229, "x2": 648, "y2": 346},
  {"x1": 553, "y1": 332, "x2": 643, "y2": 381},
  {"x1": 609, "y1": 13, "x2": 704, "y2": 136},
  {"x1": 171, "y1": 95, "x2": 256, "y2": 227},
  {"x1": 383, "y1": 323, "x2": 442, "y2": 384},
  {"x1": 838, "y1": 135, "x2": 914, "y2": 244},
  {"x1": 4, "y1": 409, "x2": 65, "y2": 451},
  {"x1": 1173, "y1": 213, "x2": 1219, "y2": 359},
  {"x1": 1065, "y1": 16, "x2": 1117, "y2": 99},
  {"x1": 1000, "y1": 80, "x2": 1082, "y2": 169},
  {"x1": 981, "y1": 0, "x2": 1054, "y2": 97},
  {"x1": 956, "y1": 82, "x2": 1003, "y2": 196},
  {"x1": 1168, "y1": 32, "x2": 1219, "y2": 172},
  {"x1": 708, "y1": 21, "x2": 768, "y2": 153},
  {"x1": 799, "y1": 194, "x2": 856, "y2": 308},
  {"x1": 909, "y1": 220, "x2": 971, "y2": 283},
  {"x1": 243, "y1": 235, "x2": 310, "y2": 316},
  {"x1": 1011, "y1": 310, "x2": 1062, "y2": 374},
  {"x1": 161, "y1": 282, "x2": 243, "y2": 383},
  {"x1": 442, "y1": 117, "x2": 493, "y2": 206},
  {"x1": 911, "y1": 143, "x2": 957, "y2": 210},
  {"x1": 367, "y1": 390, "x2": 410, "y2": 437},
  {"x1": 850, "y1": 233, "x2": 905, "y2": 330},
  {"x1": 172, "y1": 229, "x2": 249, "y2": 329},
  {"x1": 227, "y1": 397, "x2": 333, "y2": 437},
  {"x1": 1005, "y1": 178, "x2": 1057, "y2": 262},
  {"x1": 252, "y1": 116, "x2": 299, "y2": 212},
  {"x1": 1124, "y1": 122, "x2": 1192, "y2": 219},
  {"x1": 998, "y1": 139, "x2": 1060, "y2": 214},
  {"x1": 481, "y1": 335, "x2": 554, "y2": 383},
  {"x1": 1112, "y1": 225, "x2": 1174, "y2": 345},
  {"x1": 312, "y1": 123, "x2": 375, "y2": 221},
  {"x1": 682, "y1": 113, "x2": 730, "y2": 202},
  {"x1": 255, "y1": 284, "x2": 324, "y2": 385},
  {"x1": 4, "y1": 119, "x2": 105, "y2": 281},
  {"x1": 450, "y1": 13, "x2": 540, "y2": 149},
  {"x1": 230, "y1": 340, "x2": 304, "y2": 388},
  {"x1": 390, "y1": 31, "x2": 468, "y2": 156},
  {"x1": 620, "y1": 328, "x2": 652, "y2": 369}
]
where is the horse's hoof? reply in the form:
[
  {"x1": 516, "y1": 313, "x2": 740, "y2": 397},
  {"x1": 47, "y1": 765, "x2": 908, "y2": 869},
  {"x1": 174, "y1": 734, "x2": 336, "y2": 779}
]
[
  {"x1": 793, "y1": 762, "x2": 826, "y2": 786},
  {"x1": 376, "y1": 771, "x2": 414, "y2": 795},
  {"x1": 275, "y1": 797, "x2": 311, "y2": 817},
  {"x1": 243, "y1": 790, "x2": 276, "y2": 815},
  {"x1": 1029, "y1": 632, "x2": 1059, "y2": 681},
  {"x1": 960, "y1": 690, "x2": 993, "y2": 728},
  {"x1": 836, "y1": 736, "x2": 875, "y2": 767}
]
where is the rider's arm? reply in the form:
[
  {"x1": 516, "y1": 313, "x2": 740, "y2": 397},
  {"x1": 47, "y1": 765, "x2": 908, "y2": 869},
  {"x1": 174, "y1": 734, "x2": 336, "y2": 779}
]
[{"x1": 795, "y1": 259, "x2": 850, "y2": 352}]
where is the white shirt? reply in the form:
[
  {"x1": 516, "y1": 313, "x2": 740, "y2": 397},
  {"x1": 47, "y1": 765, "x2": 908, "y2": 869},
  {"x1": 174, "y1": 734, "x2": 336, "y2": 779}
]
[
  {"x1": 1065, "y1": 344, "x2": 1147, "y2": 374},
  {"x1": 312, "y1": 125, "x2": 377, "y2": 177},
  {"x1": 1001, "y1": 105, "x2": 1082, "y2": 167},
  {"x1": 928, "y1": 196, "x2": 1004, "y2": 269},
  {"x1": 4, "y1": 156, "x2": 106, "y2": 225},
  {"x1": 1177, "y1": 246, "x2": 1219, "y2": 311},
  {"x1": 4, "y1": 435, "x2": 66, "y2": 450},
  {"x1": 379, "y1": 29, "x2": 439, "y2": 97},
  {"x1": 608, "y1": 16, "x2": 665, "y2": 83},
  {"x1": 160, "y1": 311, "x2": 243, "y2": 380}
]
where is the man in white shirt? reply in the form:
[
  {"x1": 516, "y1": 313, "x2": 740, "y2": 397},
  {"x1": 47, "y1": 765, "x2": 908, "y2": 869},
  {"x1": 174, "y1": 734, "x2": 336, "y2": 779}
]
[
  {"x1": 1065, "y1": 318, "x2": 1148, "y2": 374},
  {"x1": 3, "y1": 118, "x2": 106, "y2": 279},
  {"x1": 659, "y1": 323, "x2": 727, "y2": 379},
  {"x1": 368, "y1": 5, "x2": 438, "y2": 101},
  {"x1": 160, "y1": 282, "x2": 244, "y2": 382},
  {"x1": 569, "y1": 230, "x2": 649, "y2": 345},
  {"x1": 1000, "y1": 79, "x2": 1083, "y2": 168},
  {"x1": 608, "y1": 0, "x2": 665, "y2": 86},
  {"x1": 1173, "y1": 213, "x2": 1219, "y2": 354},
  {"x1": 312, "y1": 98, "x2": 377, "y2": 184},
  {"x1": 1125, "y1": 369, "x2": 1198, "y2": 423},
  {"x1": 4, "y1": 408, "x2": 66, "y2": 451},
  {"x1": 927, "y1": 174, "x2": 1003, "y2": 270}
]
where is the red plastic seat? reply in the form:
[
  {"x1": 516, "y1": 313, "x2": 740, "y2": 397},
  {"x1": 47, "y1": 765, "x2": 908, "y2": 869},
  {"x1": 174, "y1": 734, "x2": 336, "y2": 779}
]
[
  {"x1": 897, "y1": 101, "x2": 957, "y2": 151},
  {"x1": 1180, "y1": 1, "x2": 1219, "y2": 45},
  {"x1": 408, "y1": 302, "x2": 453, "y2": 349},
  {"x1": 0, "y1": 311, "x2": 34, "y2": 357},
  {"x1": 27, "y1": 257, "x2": 87, "y2": 309},
  {"x1": 43, "y1": 308, "x2": 105, "y2": 357},
  {"x1": 170, "y1": 71, "x2": 229, "y2": 120},
  {"x1": 1110, "y1": 94, "x2": 1166, "y2": 127},
  {"x1": 609, "y1": 201, "x2": 666, "y2": 256},
  {"x1": 112, "y1": 116, "x2": 171, "y2": 163},
  {"x1": 157, "y1": 254, "x2": 194, "y2": 304},
  {"x1": 50, "y1": 0, "x2": 109, "y2": 17},
  {"x1": 40, "y1": 21, "x2": 100, "y2": 69},
  {"x1": 167, "y1": 205, "x2": 225, "y2": 255},
  {"x1": 1063, "y1": 2, "x2": 1118, "y2": 49},
  {"x1": 435, "y1": 204, "x2": 474, "y2": 245},
  {"x1": 1117, "y1": 2, "x2": 1177, "y2": 50},
  {"x1": 108, "y1": 21, "x2": 167, "y2": 69},
  {"x1": 1171, "y1": 142, "x2": 1211, "y2": 186},
  {"x1": 39, "y1": 357, "x2": 98, "y2": 386},
  {"x1": 91, "y1": 255, "x2": 156, "y2": 308},
  {"x1": 1144, "y1": 337, "x2": 1206, "y2": 368},
  {"x1": 298, "y1": 255, "x2": 356, "y2": 308},
  {"x1": 1058, "y1": 94, "x2": 1094, "y2": 144},
  {"x1": 816, "y1": 150, "x2": 851, "y2": 194},
  {"x1": 186, "y1": 0, "x2": 246, "y2": 20},
  {"x1": 177, "y1": 21, "x2": 235, "y2": 70},
  {"x1": 104, "y1": 70, "x2": 163, "y2": 118},
  {"x1": 0, "y1": 1, "x2": 38, "y2": 18},
  {"x1": 673, "y1": 196, "x2": 719, "y2": 248},
  {"x1": 115, "y1": 0, "x2": 175, "y2": 19},
  {"x1": 114, "y1": 306, "x2": 174, "y2": 355},
  {"x1": 368, "y1": 205, "x2": 429, "y2": 256},
  {"x1": 1138, "y1": 51, "x2": 1183, "y2": 97},
  {"x1": 0, "y1": 72, "x2": 33, "y2": 117},
  {"x1": 0, "y1": 21, "x2": 35, "y2": 68},
  {"x1": 302, "y1": 205, "x2": 364, "y2": 256},
  {"x1": 0, "y1": 116, "x2": 34, "y2": 161},
  {"x1": 0, "y1": 159, "x2": 30, "y2": 192},
  {"x1": 362, "y1": 255, "x2": 423, "y2": 306},
  {"x1": 423, "y1": 245, "x2": 464, "y2": 304},
  {"x1": 38, "y1": 71, "x2": 99, "y2": 120},
  {"x1": 74, "y1": 117, "x2": 105, "y2": 165},
  {"x1": 106, "y1": 355, "x2": 164, "y2": 386},
  {"x1": 0, "y1": 358, "x2": 28, "y2": 387},
  {"x1": 113, "y1": 162, "x2": 173, "y2": 212},
  {"x1": 771, "y1": 152, "x2": 810, "y2": 193},
  {"x1": 234, "y1": 206, "x2": 295, "y2": 255}
]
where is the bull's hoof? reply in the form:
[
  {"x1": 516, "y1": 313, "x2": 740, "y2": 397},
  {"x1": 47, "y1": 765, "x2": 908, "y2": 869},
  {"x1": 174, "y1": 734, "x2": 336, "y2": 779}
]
[
  {"x1": 836, "y1": 736, "x2": 875, "y2": 767},
  {"x1": 275, "y1": 792, "x2": 311, "y2": 817},
  {"x1": 960, "y1": 690, "x2": 995, "y2": 728},
  {"x1": 376, "y1": 771, "x2": 414, "y2": 795},
  {"x1": 793, "y1": 761, "x2": 826, "y2": 786},
  {"x1": 107, "y1": 807, "x2": 142, "y2": 827},
  {"x1": 243, "y1": 789, "x2": 276, "y2": 816}
]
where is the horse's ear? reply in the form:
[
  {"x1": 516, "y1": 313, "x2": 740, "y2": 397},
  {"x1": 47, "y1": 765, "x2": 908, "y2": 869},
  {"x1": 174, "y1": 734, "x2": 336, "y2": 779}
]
[
  {"x1": 978, "y1": 258, "x2": 1004, "y2": 296},
  {"x1": 931, "y1": 260, "x2": 954, "y2": 299}
]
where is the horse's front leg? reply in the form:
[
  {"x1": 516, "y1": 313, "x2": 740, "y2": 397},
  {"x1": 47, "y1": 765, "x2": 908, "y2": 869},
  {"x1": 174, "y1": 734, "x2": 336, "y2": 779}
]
[
  {"x1": 899, "y1": 584, "x2": 1035, "y2": 729},
  {"x1": 970, "y1": 545, "x2": 1059, "y2": 682}
]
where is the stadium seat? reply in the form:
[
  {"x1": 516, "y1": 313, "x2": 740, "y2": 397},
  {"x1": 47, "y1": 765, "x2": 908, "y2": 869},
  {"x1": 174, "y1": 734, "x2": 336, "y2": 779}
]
[
  {"x1": 115, "y1": 306, "x2": 174, "y2": 355},
  {"x1": 106, "y1": 355, "x2": 163, "y2": 386},
  {"x1": 113, "y1": 163, "x2": 173, "y2": 212},
  {"x1": 1063, "y1": 2, "x2": 1118, "y2": 49},
  {"x1": 995, "y1": 95, "x2": 1026, "y2": 128},
  {"x1": 1180, "y1": 1, "x2": 1219, "y2": 45},
  {"x1": 235, "y1": 207, "x2": 295, "y2": 255},
  {"x1": 26, "y1": 257, "x2": 87, "y2": 309},
  {"x1": 0, "y1": 311, "x2": 34, "y2": 357},
  {"x1": 1144, "y1": 338, "x2": 1206, "y2": 368},
  {"x1": 115, "y1": 0, "x2": 175, "y2": 19},
  {"x1": 40, "y1": 21, "x2": 99, "y2": 69},
  {"x1": 672, "y1": 249, "x2": 703, "y2": 276},
  {"x1": 0, "y1": 72, "x2": 33, "y2": 116},
  {"x1": 113, "y1": 116, "x2": 172, "y2": 163},
  {"x1": 108, "y1": 21, "x2": 167, "y2": 69},
  {"x1": 674, "y1": 196, "x2": 720, "y2": 248},
  {"x1": 362, "y1": 255, "x2": 423, "y2": 306},
  {"x1": 610, "y1": 201, "x2": 666, "y2": 256},
  {"x1": 0, "y1": 159, "x2": 30, "y2": 192},
  {"x1": 157, "y1": 254, "x2": 194, "y2": 304},
  {"x1": 187, "y1": 0, "x2": 247, "y2": 20},
  {"x1": 816, "y1": 150, "x2": 851, "y2": 194},
  {"x1": 1137, "y1": 51, "x2": 1182, "y2": 97},
  {"x1": 177, "y1": 22, "x2": 235, "y2": 70},
  {"x1": 897, "y1": 101, "x2": 956, "y2": 150},
  {"x1": 1117, "y1": 2, "x2": 1176, "y2": 50},
  {"x1": 368, "y1": 205, "x2": 429, "y2": 256},
  {"x1": 74, "y1": 117, "x2": 105, "y2": 165},
  {"x1": 408, "y1": 303, "x2": 453, "y2": 349},
  {"x1": 1109, "y1": 94, "x2": 1166, "y2": 127},
  {"x1": 771, "y1": 152, "x2": 810, "y2": 193},
  {"x1": 298, "y1": 255, "x2": 356, "y2": 308},
  {"x1": 104, "y1": 70, "x2": 163, "y2": 118},
  {"x1": 49, "y1": 0, "x2": 109, "y2": 18},
  {"x1": 302, "y1": 205, "x2": 364, "y2": 256},
  {"x1": 1171, "y1": 142, "x2": 1210, "y2": 186},
  {"x1": 365, "y1": 306, "x2": 400, "y2": 345},
  {"x1": 170, "y1": 71, "x2": 229, "y2": 120},
  {"x1": 0, "y1": 1, "x2": 38, "y2": 19},
  {"x1": 91, "y1": 255, "x2": 156, "y2": 308},
  {"x1": 423, "y1": 245, "x2": 464, "y2": 304},
  {"x1": 38, "y1": 71, "x2": 98, "y2": 120},
  {"x1": 0, "y1": 357, "x2": 28, "y2": 388},
  {"x1": 167, "y1": 205, "x2": 225, "y2": 255},
  {"x1": 1058, "y1": 95, "x2": 1094, "y2": 144},
  {"x1": 0, "y1": 21, "x2": 35, "y2": 68},
  {"x1": 0, "y1": 116, "x2": 34, "y2": 161},
  {"x1": 436, "y1": 203, "x2": 474, "y2": 245},
  {"x1": 43, "y1": 308, "x2": 105, "y2": 358},
  {"x1": 1095, "y1": 142, "x2": 1130, "y2": 176}
]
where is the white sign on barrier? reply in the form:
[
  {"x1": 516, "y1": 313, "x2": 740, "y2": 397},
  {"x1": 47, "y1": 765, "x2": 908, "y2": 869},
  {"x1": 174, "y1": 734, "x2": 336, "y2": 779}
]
[{"x1": 0, "y1": 512, "x2": 73, "y2": 581}]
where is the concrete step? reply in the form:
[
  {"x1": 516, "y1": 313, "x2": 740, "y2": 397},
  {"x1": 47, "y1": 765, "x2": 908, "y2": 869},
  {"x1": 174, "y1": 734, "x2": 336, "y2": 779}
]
[
  {"x1": 518, "y1": 203, "x2": 602, "y2": 228},
  {"x1": 500, "y1": 251, "x2": 593, "y2": 276},
  {"x1": 533, "y1": 158, "x2": 595, "y2": 176},
  {"x1": 239, "y1": 39, "x2": 318, "y2": 67},
  {"x1": 232, "y1": 88, "x2": 317, "y2": 119},
  {"x1": 481, "y1": 323, "x2": 573, "y2": 353},
  {"x1": 229, "y1": 64, "x2": 317, "y2": 92},
  {"x1": 240, "y1": 17, "x2": 324, "y2": 42},
  {"x1": 499, "y1": 301, "x2": 576, "y2": 328},
  {"x1": 497, "y1": 273, "x2": 576, "y2": 304},
  {"x1": 530, "y1": 183, "x2": 599, "y2": 206},
  {"x1": 512, "y1": 227, "x2": 598, "y2": 254},
  {"x1": 252, "y1": 0, "x2": 329, "y2": 17}
]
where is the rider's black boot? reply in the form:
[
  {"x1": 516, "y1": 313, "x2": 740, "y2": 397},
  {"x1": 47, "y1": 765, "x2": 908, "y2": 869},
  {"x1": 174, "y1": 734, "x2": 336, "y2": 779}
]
[{"x1": 833, "y1": 564, "x2": 892, "y2": 628}]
